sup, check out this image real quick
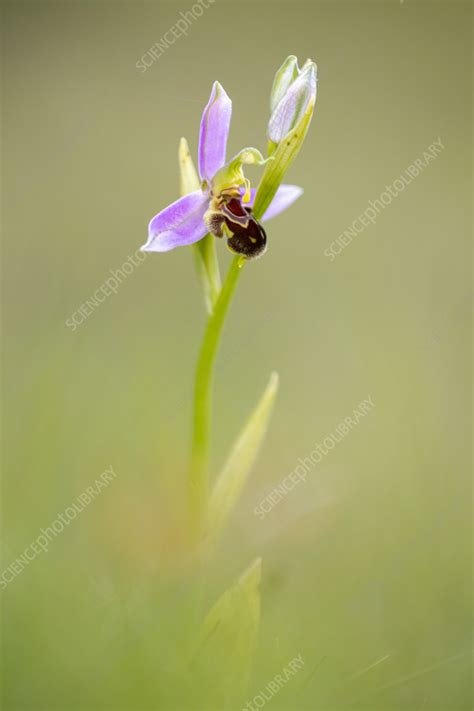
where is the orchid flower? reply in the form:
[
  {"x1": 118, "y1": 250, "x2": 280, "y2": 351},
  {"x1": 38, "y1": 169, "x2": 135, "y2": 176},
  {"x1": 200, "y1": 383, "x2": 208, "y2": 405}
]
[
  {"x1": 138, "y1": 56, "x2": 318, "y2": 554},
  {"x1": 135, "y1": 60, "x2": 318, "y2": 686},
  {"x1": 141, "y1": 82, "x2": 304, "y2": 260}
]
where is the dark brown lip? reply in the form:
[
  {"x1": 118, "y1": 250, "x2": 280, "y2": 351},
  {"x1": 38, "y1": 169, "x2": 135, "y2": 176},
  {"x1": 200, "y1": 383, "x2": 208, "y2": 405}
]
[{"x1": 224, "y1": 200, "x2": 267, "y2": 260}]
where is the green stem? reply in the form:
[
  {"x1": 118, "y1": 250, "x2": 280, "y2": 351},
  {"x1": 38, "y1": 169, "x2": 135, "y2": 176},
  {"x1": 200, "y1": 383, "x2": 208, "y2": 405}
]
[
  {"x1": 189, "y1": 255, "x2": 244, "y2": 535},
  {"x1": 193, "y1": 234, "x2": 221, "y2": 314}
]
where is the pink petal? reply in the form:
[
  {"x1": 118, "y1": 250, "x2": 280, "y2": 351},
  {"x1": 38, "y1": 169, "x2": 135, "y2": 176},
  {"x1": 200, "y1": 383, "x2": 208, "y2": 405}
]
[
  {"x1": 198, "y1": 81, "x2": 232, "y2": 182},
  {"x1": 142, "y1": 191, "x2": 209, "y2": 253},
  {"x1": 247, "y1": 184, "x2": 304, "y2": 221}
]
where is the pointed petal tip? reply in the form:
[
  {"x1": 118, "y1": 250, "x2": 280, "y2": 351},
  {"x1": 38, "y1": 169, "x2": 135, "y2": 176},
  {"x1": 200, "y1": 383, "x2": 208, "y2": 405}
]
[
  {"x1": 179, "y1": 137, "x2": 201, "y2": 193},
  {"x1": 238, "y1": 557, "x2": 262, "y2": 587},
  {"x1": 305, "y1": 63, "x2": 318, "y2": 81},
  {"x1": 144, "y1": 191, "x2": 208, "y2": 252},
  {"x1": 141, "y1": 231, "x2": 173, "y2": 253},
  {"x1": 269, "y1": 371, "x2": 280, "y2": 389},
  {"x1": 279, "y1": 55, "x2": 299, "y2": 70},
  {"x1": 178, "y1": 136, "x2": 191, "y2": 161},
  {"x1": 213, "y1": 80, "x2": 231, "y2": 100},
  {"x1": 301, "y1": 62, "x2": 317, "y2": 88}
]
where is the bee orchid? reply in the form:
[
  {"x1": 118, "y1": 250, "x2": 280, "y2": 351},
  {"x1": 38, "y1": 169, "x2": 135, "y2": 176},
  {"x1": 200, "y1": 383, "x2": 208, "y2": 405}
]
[{"x1": 141, "y1": 81, "x2": 303, "y2": 259}]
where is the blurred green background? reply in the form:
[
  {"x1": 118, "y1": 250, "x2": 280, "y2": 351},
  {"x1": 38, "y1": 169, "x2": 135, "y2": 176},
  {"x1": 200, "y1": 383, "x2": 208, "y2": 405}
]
[{"x1": 1, "y1": 0, "x2": 472, "y2": 709}]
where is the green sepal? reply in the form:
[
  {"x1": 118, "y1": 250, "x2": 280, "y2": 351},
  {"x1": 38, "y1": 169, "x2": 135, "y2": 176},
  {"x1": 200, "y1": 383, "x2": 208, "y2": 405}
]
[
  {"x1": 179, "y1": 136, "x2": 200, "y2": 195},
  {"x1": 179, "y1": 137, "x2": 221, "y2": 313}
]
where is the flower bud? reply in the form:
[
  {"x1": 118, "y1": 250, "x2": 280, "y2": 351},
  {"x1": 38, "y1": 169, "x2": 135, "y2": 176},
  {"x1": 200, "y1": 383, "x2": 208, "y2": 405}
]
[
  {"x1": 268, "y1": 60, "x2": 317, "y2": 144},
  {"x1": 252, "y1": 57, "x2": 317, "y2": 220},
  {"x1": 269, "y1": 55, "x2": 299, "y2": 113}
]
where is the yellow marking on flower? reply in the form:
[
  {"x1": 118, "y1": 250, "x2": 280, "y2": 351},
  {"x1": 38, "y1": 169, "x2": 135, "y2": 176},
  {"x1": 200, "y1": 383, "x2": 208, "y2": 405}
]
[{"x1": 242, "y1": 178, "x2": 251, "y2": 203}]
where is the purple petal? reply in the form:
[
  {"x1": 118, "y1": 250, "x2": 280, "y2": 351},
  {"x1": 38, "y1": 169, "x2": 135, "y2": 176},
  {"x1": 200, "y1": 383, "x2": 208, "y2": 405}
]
[
  {"x1": 247, "y1": 184, "x2": 304, "y2": 221},
  {"x1": 198, "y1": 81, "x2": 232, "y2": 182},
  {"x1": 142, "y1": 191, "x2": 209, "y2": 252}
]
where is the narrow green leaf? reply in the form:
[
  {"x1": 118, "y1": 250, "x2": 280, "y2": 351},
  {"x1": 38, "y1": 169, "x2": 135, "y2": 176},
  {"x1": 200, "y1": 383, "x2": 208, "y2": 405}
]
[
  {"x1": 179, "y1": 137, "x2": 221, "y2": 314},
  {"x1": 192, "y1": 558, "x2": 262, "y2": 702},
  {"x1": 206, "y1": 372, "x2": 279, "y2": 543}
]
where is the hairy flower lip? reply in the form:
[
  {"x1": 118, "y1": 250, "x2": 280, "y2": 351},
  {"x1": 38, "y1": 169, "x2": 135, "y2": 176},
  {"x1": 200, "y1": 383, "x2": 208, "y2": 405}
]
[{"x1": 223, "y1": 198, "x2": 268, "y2": 261}]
